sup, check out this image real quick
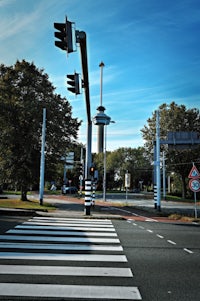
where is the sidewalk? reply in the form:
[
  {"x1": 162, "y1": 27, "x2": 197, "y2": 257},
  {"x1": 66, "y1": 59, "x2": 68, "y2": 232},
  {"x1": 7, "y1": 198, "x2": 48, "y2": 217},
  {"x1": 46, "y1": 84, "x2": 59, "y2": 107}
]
[
  {"x1": 37, "y1": 195, "x2": 124, "y2": 219},
  {"x1": 0, "y1": 194, "x2": 124, "y2": 219}
]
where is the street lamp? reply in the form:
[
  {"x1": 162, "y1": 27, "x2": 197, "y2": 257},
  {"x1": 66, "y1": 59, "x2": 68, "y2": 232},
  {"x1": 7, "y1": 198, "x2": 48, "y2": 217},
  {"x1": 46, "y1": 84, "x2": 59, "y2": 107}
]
[{"x1": 92, "y1": 61, "x2": 115, "y2": 201}]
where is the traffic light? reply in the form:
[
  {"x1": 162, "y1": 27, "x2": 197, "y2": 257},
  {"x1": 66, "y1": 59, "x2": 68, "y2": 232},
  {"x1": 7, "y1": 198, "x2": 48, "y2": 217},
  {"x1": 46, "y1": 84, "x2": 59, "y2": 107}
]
[
  {"x1": 54, "y1": 17, "x2": 73, "y2": 53},
  {"x1": 77, "y1": 162, "x2": 84, "y2": 176},
  {"x1": 67, "y1": 73, "x2": 80, "y2": 94},
  {"x1": 90, "y1": 166, "x2": 95, "y2": 177}
]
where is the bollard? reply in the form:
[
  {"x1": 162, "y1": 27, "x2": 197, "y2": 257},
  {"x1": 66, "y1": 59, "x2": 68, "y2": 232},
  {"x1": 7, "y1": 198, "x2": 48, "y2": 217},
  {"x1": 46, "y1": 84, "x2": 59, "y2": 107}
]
[{"x1": 84, "y1": 179, "x2": 91, "y2": 215}]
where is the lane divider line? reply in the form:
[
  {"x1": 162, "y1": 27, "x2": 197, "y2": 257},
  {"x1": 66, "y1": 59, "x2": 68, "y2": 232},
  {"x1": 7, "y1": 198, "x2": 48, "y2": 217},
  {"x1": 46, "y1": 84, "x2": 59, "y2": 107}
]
[
  {"x1": 167, "y1": 240, "x2": 176, "y2": 245},
  {"x1": 156, "y1": 234, "x2": 164, "y2": 239},
  {"x1": 128, "y1": 220, "x2": 194, "y2": 255},
  {"x1": 183, "y1": 248, "x2": 193, "y2": 254}
]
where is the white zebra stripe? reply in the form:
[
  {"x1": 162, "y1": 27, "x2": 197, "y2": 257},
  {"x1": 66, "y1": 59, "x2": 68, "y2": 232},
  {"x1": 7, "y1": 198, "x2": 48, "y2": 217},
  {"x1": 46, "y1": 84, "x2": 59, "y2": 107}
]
[
  {"x1": 0, "y1": 265, "x2": 132, "y2": 277},
  {"x1": 16, "y1": 224, "x2": 115, "y2": 231},
  {"x1": 0, "y1": 252, "x2": 127, "y2": 262},
  {"x1": 0, "y1": 242, "x2": 123, "y2": 251},
  {"x1": 7, "y1": 229, "x2": 117, "y2": 237},
  {"x1": 31, "y1": 217, "x2": 112, "y2": 224},
  {"x1": 0, "y1": 235, "x2": 120, "y2": 243},
  {"x1": 0, "y1": 283, "x2": 142, "y2": 300}
]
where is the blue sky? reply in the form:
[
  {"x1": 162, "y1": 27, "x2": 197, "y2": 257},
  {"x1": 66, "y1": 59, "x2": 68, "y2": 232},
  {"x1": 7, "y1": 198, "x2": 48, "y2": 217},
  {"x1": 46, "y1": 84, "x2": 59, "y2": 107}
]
[{"x1": 0, "y1": 0, "x2": 200, "y2": 152}]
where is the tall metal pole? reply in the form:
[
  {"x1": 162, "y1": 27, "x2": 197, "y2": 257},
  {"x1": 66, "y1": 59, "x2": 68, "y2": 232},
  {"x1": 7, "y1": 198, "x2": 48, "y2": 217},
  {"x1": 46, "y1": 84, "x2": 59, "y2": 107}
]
[
  {"x1": 97, "y1": 62, "x2": 105, "y2": 153},
  {"x1": 192, "y1": 162, "x2": 198, "y2": 219},
  {"x1": 76, "y1": 31, "x2": 92, "y2": 215},
  {"x1": 103, "y1": 124, "x2": 107, "y2": 201},
  {"x1": 79, "y1": 147, "x2": 84, "y2": 196},
  {"x1": 153, "y1": 142, "x2": 157, "y2": 209},
  {"x1": 99, "y1": 61, "x2": 104, "y2": 106},
  {"x1": 162, "y1": 151, "x2": 166, "y2": 200},
  {"x1": 77, "y1": 31, "x2": 92, "y2": 178},
  {"x1": 156, "y1": 110, "x2": 161, "y2": 211},
  {"x1": 39, "y1": 108, "x2": 46, "y2": 206}
]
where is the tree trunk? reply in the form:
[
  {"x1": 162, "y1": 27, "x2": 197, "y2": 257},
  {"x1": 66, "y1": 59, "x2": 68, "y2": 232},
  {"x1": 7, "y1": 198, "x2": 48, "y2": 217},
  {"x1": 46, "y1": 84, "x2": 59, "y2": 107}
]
[
  {"x1": 21, "y1": 185, "x2": 28, "y2": 202},
  {"x1": 181, "y1": 175, "x2": 187, "y2": 199}
]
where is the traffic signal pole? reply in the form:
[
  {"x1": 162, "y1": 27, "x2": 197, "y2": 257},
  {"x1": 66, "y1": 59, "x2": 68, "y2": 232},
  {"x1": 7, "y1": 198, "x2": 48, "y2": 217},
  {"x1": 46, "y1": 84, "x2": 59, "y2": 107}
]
[
  {"x1": 54, "y1": 18, "x2": 92, "y2": 215},
  {"x1": 76, "y1": 30, "x2": 92, "y2": 215}
]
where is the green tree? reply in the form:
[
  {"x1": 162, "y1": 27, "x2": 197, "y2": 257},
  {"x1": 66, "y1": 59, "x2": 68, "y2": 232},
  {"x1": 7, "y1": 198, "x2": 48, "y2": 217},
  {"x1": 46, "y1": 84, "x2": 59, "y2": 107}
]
[
  {"x1": 141, "y1": 102, "x2": 200, "y2": 198},
  {"x1": 0, "y1": 60, "x2": 81, "y2": 201},
  {"x1": 93, "y1": 147, "x2": 152, "y2": 190}
]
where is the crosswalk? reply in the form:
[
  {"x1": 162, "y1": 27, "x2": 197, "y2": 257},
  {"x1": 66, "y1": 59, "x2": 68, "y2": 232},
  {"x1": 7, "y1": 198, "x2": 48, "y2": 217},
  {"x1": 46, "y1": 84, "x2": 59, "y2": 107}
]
[{"x1": 0, "y1": 216, "x2": 142, "y2": 300}]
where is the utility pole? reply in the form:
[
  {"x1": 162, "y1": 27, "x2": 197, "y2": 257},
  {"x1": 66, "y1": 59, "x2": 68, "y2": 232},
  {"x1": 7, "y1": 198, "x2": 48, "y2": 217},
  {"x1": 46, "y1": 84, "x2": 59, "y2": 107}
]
[
  {"x1": 39, "y1": 108, "x2": 46, "y2": 206},
  {"x1": 162, "y1": 152, "x2": 166, "y2": 200},
  {"x1": 156, "y1": 110, "x2": 161, "y2": 211}
]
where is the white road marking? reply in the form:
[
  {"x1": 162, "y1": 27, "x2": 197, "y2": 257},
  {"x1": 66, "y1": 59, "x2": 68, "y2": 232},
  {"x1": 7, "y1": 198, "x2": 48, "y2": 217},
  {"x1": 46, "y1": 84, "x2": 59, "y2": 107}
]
[
  {"x1": 0, "y1": 265, "x2": 132, "y2": 277},
  {"x1": 25, "y1": 220, "x2": 114, "y2": 228},
  {"x1": 20, "y1": 223, "x2": 115, "y2": 231},
  {"x1": 0, "y1": 242, "x2": 123, "y2": 251},
  {"x1": 183, "y1": 248, "x2": 194, "y2": 254},
  {"x1": 0, "y1": 217, "x2": 142, "y2": 300},
  {"x1": 8, "y1": 229, "x2": 117, "y2": 237},
  {"x1": 156, "y1": 234, "x2": 164, "y2": 239},
  {"x1": 0, "y1": 283, "x2": 142, "y2": 300},
  {"x1": 0, "y1": 235, "x2": 120, "y2": 243},
  {"x1": 32, "y1": 217, "x2": 112, "y2": 224},
  {"x1": 16, "y1": 224, "x2": 115, "y2": 231},
  {"x1": 147, "y1": 229, "x2": 153, "y2": 233},
  {"x1": 167, "y1": 240, "x2": 176, "y2": 245},
  {"x1": 0, "y1": 252, "x2": 127, "y2": 262},
  {"x1": 145, "y1": 218, "x2": 158, "y2": 222}
]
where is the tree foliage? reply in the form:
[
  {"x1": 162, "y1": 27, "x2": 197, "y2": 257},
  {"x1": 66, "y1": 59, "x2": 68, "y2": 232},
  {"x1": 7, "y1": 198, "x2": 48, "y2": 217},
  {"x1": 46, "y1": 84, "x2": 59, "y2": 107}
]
[
  {"x1": 93, "y1": 147, "x2": 152, "y2": 190},
  {"x1": 0, "y1": 60, "x2": 81, "y2": 200},
  {"x1": 141, "y1": 102, "x2": 200, "y2": 197}
]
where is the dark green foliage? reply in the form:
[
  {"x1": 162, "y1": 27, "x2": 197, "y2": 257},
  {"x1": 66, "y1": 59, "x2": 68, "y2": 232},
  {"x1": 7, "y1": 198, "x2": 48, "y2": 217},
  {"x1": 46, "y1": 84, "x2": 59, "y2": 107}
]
[
  {"x1": 0, "y1": 60, "x2": 81, "y2": 200},
  {"x1": 141, "y1": 102, "x2": 200, "y2": 197}
]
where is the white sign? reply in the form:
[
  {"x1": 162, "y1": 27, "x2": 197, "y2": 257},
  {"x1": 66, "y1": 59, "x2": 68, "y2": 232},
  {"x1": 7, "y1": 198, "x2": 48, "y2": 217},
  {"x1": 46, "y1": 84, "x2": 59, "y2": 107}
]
[{"x1": 125, "y1": 173, "x2": 131, "y2": 188}]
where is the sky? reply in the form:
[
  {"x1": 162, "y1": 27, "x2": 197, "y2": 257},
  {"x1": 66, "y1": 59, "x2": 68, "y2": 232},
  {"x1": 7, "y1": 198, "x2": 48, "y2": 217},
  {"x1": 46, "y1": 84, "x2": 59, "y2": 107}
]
[{"x1": 0, "y1": 0, "x2": 200, "y2": 152}]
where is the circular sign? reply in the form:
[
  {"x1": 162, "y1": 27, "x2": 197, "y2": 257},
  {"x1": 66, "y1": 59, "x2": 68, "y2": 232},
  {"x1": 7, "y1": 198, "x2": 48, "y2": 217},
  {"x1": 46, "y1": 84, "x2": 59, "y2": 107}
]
[{"x1": 189, "y1": 179, "x2": 200, "y2": 192}]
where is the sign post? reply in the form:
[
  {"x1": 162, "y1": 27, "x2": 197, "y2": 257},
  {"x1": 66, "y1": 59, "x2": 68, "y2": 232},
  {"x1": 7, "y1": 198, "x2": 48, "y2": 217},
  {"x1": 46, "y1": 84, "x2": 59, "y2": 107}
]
[{"x1": 188, "y1": 164, "x2": 200, "y2": 218}]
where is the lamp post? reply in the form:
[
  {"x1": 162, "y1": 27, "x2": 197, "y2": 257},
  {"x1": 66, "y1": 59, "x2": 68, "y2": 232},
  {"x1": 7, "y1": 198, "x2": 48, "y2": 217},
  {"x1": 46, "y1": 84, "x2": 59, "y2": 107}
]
[
  {"x1": 99, "y1": 61, "x2": 104, "y2": 107},
  {"x1": 96, "y1": 61, "x2": 105, "y2": 153},
  {"x1": 92, "y1": 61, "x2": 115, "y2": 201}
]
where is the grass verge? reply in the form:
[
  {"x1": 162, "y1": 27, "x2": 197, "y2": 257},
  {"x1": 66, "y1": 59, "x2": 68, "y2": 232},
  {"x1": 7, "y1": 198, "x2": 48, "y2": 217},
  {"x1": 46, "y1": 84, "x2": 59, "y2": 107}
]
[
  {"x1": 168, "y1": 213, "x2": 199, "y2": 223},
  {"x1": 0, "y1": 198, "x2": 56, "y2": 211}
]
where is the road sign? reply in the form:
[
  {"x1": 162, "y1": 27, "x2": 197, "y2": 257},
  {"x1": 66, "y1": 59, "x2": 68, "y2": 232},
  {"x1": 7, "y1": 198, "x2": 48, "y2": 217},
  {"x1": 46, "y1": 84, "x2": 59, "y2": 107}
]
[
  {"x1": 125, "y1": 173, "x2": 131, "y2": 188},
  {"x1": 188, "y1": 165, "x2": 200, "y2": 179},
  {"x1": 189, "y1": 179, "x2": 200, "y2": 192}
]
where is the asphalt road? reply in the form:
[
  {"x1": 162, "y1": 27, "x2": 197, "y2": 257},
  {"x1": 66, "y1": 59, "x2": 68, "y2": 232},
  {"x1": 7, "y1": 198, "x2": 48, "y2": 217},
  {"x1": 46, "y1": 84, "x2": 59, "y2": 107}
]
[
  {"x1": 96, "y1": 193, "x2": 200, "y2": 217},
  {"x1": 0, "y1": 214, "x2": 199, "y2": 300},
  {"x1": 114, "y1": 218, "x2": 200, "y2": 301}
]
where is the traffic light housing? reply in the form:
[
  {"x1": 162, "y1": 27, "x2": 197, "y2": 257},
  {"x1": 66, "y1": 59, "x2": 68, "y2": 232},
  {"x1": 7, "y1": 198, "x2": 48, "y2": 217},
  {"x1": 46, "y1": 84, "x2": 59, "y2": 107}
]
[
  {"x1": 54, "y1": 17, "x2": 73, "y2": 53},
  {"x1": 67, "y1": 73, "x2": 80, "y2": 94},
  {"x1": 77, "y1": 162, "x2": 84, "y2": 176},
  {"x1": 90, "y1": 166, "x2": 95, "y2": 177}
]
